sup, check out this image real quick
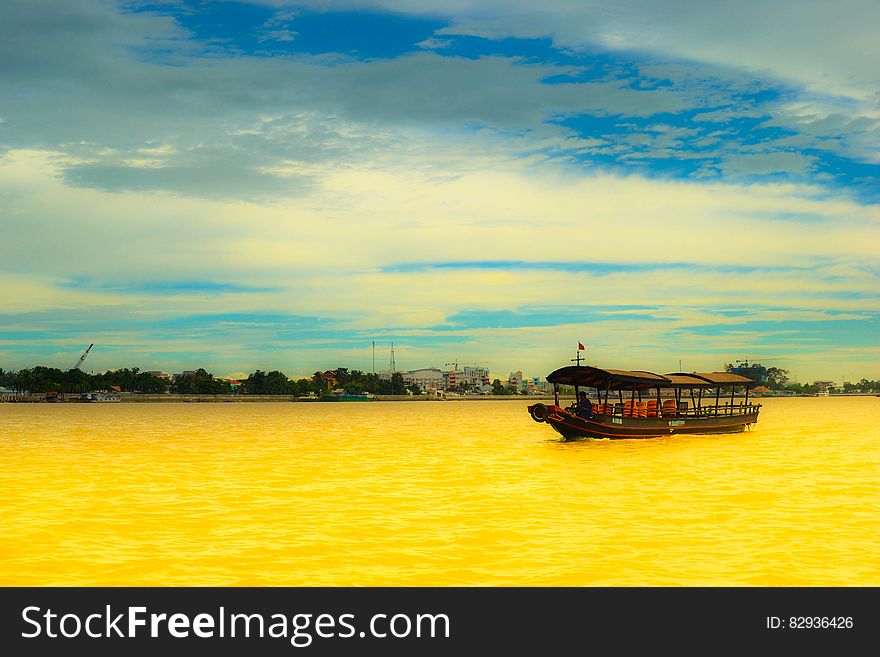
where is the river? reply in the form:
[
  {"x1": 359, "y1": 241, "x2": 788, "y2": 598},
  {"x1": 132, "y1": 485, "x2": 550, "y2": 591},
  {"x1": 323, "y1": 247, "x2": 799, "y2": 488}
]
[{"x1": 1, "y1": 397, "x2": 877, "y2": 585}]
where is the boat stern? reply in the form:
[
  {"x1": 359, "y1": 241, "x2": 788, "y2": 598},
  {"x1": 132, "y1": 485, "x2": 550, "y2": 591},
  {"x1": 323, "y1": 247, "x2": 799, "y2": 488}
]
[{"x1": 528, "y1": 403, "x2": 564, "y2": 423}]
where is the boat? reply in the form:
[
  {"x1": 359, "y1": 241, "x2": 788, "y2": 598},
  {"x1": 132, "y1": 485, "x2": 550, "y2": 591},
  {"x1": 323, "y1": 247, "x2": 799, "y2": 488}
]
[
  {"x1": 528, "y1": 365, "x2": 760, "y2": 440},
  {"x1": 76, "y1": 392, "x2": 122, "y2": 403},
  {"x1": 317, "y1": 392, "x2": 377, "y2": 402}
]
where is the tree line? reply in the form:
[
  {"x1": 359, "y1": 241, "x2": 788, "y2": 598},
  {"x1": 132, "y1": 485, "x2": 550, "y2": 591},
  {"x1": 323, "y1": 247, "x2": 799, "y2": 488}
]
[
  {"x1": 6, "y1": 361, "x2": 873, "y2": 397},
  {"x1": 1, "y1": 366, "x2": 173, "y2": 394},
  {"x1": 0, "y1": 366, "x2": 437, "y2": 396},
  {"x1": 722, "y1": 363, "x2": 879, "y2": 394}
]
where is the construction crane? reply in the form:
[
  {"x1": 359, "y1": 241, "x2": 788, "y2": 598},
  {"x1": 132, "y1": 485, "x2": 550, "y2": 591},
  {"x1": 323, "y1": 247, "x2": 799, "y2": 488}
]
[
  {"x1": 445, "y1": 361, "x2": 483, "y2": 371},
  {"x1": 73, "y1": 343, "x2": 94, "y2": 371}
]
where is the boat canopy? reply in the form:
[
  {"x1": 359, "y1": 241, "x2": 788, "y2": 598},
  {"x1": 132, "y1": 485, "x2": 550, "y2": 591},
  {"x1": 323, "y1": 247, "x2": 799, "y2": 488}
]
[
  {"x1": 546, "y1": 366, "x2": 757, "y2": 390},
  {"x1": 660, "y1": 373, "x2": 715, "y2": 388},
  {"x1": 675, "y1": 371, "x2": 758, "y2": 386},
  {"x1": 547, "y1": 366, "x2": 668, "y2": 390}
]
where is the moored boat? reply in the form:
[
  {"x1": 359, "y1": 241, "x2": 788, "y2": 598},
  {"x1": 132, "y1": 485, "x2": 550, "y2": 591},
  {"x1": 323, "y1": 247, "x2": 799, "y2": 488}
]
[
  {"x1": 76, "y1": 392, "x2": 122, "y2": 403},
  {"x1": 528, "y1": 365, "x2": 760, "y2": 440},
  {"x1": 318, "y1": 392, "x2": 378, "y2": 402}
]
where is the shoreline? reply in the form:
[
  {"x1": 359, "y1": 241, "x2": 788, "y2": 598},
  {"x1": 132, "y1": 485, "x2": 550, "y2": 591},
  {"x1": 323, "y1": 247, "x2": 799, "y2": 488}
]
[
  {"x1": 4, "y1": 393, "x2": 873, "y2": 404},
  {"x1": 118, "y1": 395, "x2": 560, "y2": 403},
  {"x1": 2, "y1": 394, "x2": 564, "y2": 403}
]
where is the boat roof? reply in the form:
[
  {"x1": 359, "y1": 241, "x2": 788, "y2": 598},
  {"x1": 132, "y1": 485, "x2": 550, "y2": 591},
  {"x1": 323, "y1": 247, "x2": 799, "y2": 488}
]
[
  {"x1": 547, "y1": 366, "x2": 668, "y2": 390},
  {"x1": 546, "y1": 366, "x2": 758, "y2": 389},
  {"x1": 662, "y1": 373, "x2": 715, "y2": 388},
  {"x1": 681, "y1": 371, "x2": 758, "y2": 386}
]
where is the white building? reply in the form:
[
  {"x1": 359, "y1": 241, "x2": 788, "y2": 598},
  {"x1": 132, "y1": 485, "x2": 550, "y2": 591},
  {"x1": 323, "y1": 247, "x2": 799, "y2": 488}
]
[
  {"x1": 403, "y1": 368, "x2": 444, "y2": 391},
  {"x1": 508, "y1": 370, "x2": 523, "y2": 392},
  {"x1": 440, "y1": 366, "x2": 490, "y2": 390},
  {"x1": 0, "y1": 386, "x2": 20, "y2": 401},
  {"x1": 146, "y1": 371, "x2": 172, "y2": 380},
  {"x1": 461, "y1": 366, "x2": 490, "y2": 387}
]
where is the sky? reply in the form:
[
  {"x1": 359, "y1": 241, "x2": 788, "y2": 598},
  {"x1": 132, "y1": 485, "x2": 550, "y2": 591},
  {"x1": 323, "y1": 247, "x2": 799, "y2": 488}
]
[{"x1": 1, "y1": 0, "x2": 878, "y2": 383}]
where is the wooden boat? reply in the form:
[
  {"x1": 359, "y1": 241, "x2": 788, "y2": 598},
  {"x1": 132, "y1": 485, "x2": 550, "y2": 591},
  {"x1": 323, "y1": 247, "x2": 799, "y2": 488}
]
[
  {"x1": 317, "y1": 393, "x2": 377, "y2": 402},
  {"x1": 528, "y1": 365, "x2": 760, "y2": 440}
]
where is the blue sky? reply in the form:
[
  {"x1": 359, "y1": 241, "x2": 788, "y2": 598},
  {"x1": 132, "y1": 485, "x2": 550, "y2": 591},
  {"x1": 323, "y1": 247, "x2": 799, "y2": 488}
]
[{"x1": 1, "y1": 1, "x2": 878, "y2": 381}]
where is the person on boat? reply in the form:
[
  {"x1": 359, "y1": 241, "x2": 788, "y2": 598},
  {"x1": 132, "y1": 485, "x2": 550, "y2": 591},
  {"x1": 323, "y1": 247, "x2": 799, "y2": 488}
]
[{"x1": 577, "y1": 391, "x2": 593, "y2": 419}]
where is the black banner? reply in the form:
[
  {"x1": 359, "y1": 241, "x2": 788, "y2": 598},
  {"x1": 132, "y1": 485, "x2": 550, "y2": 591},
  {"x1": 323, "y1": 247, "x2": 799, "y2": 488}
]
[{"x1": 1, "y1": 587, "x2": 875, "y2": 654}]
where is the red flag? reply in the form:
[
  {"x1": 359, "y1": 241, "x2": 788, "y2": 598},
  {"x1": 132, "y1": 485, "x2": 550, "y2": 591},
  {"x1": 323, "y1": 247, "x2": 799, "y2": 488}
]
[{"x1": 578, "y1": 342, "x2": 585, "y2": 350}]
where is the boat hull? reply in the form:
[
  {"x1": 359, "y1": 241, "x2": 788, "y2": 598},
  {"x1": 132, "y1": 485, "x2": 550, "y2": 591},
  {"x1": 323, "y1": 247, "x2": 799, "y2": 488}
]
[
  {"x1": 318, "y1": 395, "x2": 377, "y2": 402},
  {"x1": 528, "y1": 404, "x2": 759, "y2": 440}
]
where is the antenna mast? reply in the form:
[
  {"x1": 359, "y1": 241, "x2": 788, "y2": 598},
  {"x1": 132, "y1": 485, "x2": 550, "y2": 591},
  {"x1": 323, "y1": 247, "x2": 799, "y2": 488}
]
[{"x1": 390, "y1": 342, "x2": 396, "y2": 395}]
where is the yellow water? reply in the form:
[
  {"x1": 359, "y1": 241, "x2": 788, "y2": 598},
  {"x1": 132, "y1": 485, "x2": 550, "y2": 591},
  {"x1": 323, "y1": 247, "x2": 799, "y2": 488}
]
[{"x1": 1, "y1": 398, "x2": 878, "y2": 586}]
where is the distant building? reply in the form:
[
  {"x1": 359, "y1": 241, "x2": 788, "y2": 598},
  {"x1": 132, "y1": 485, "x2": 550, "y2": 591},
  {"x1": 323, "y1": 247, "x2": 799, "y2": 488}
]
[
  {"x1": 145, "y1": 371, "x2": 172, "y2": 380},
  {"x1": 527, "y1": 377, "x2": 548, "y2": 394},
  {"x1": 318, "y1": 371, "x2": 338, "y2": 389},
  {"x1": 0, "y1": 386, "x2": 19, "y2": 401},
  {"x1": 440, "y1": 366, "x2": 489, "y2": 390},
  {"x1": 461, "y1": 366, "x2": 490, "y2": 387},
  {"x1": 443, "y1": 370, "x2": 457, "y2": 389},
  {"x1": 508, "y1": 371, "x2": 525, "y2": 393},
  {"x1": 403, "y1": 368, "x2": 444, "y2": 391},
  {"x1": 813, "y1": 380, "x2": 835, "y2": 394}
]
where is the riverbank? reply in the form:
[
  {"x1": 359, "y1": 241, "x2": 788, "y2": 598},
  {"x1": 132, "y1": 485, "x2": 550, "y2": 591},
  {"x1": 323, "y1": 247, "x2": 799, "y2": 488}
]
[
  {"x1": 5, "y1": 392, "x2": 874, "y2": 403},
  {"x1": 0, "y1": 393, "x2": 565, "y2": 403}
]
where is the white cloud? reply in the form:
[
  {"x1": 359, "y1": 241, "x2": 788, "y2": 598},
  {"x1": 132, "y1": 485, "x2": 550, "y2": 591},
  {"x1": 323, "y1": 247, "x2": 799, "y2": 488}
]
[
  {"x1": 5, "y1": 153, "x2": 877, "y2": 381},
  {"x1": 3, "y1": 147, "x2": 878, "y2": 321}
]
